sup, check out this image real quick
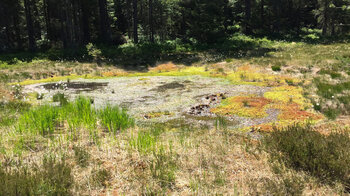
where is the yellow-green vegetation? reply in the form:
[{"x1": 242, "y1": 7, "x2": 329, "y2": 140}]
[
  {"x1": 14, "y1": 63, "x2": 300, "y2": 88},
  {"x1": 211, "y1": 95, "x2": 272, "y2": 118},
  {"x1": 144, "y1": 111, "x2": 173, "y2": 119},
  {"x1": 264, "y1": 85, "x2": 313, "y2": 110},
  {"x1": 211, "y1": 84, "x2": 323, "y2": 131}
]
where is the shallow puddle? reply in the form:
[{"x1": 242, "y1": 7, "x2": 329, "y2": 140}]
[{"x1": 42, "y1": 82, "x2": 108, "y2": 92}]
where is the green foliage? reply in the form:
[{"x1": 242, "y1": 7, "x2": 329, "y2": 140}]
[
  {"x1": 180, "y1": 0, "x2": 228, "y2": 43},
  {"x1": 0, "y1": 101, "x2": 31, "y2": 127},
  {"x1": 64, "y1": 97, "x2": 97, "y2": 130},
  {"x1": 52, "y1": 92, "x2": 68, "y2": 106},
  {"x1": 215, "y1": 116, "x2": 228, "y2": 131},
  {"x1": 86, "y1": 43, "x2": 103, "y2": 64},
  {"x1": 99, "y1": 105, "x2": 134, "y2": 133},
  {"x1": 314, "y1": 78, "x2": 350, "y2": 99},
  {"x1": 301, "y1": 28, "x2": 321, "y2": 42},
  {"x1": 129, "y1": 131, "x2": 157, "y2": 154},
  {"x1": 17, "y1": 105, "x2": 60, "y2": 136},
  {"x1": 0, "y1": 156, "x2": 74, "y2": 196},
  {"x1": 323, "y1": 108, "x2": 341, "y2": 120},
  {"x1": 17, "y1": 97, "x2": 134, "y2": 136},
  {"x1": 264, "y1": 124, "x2": 350, "y2": 190},
  {"x1": 271, "y1": 65, "x2": 281, "y2": 72},
  {"x1": 319, "y1": 69, "x2": 342, "y2": 79}
]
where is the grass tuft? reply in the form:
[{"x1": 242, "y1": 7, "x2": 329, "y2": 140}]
[{"x1": 99, "y1": 105, "x2": 134, "y2": 133}]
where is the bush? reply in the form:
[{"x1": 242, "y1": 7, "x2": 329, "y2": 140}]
[
  {"x1": 271, "y1": 65, "x2": 281, "y2": 72},
  {"x1": 264, "y1": 124, "x2": 350, "y2": 191}
]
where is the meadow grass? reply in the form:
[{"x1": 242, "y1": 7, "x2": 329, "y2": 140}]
[
  {"x1": 0, "y1": 101, "x2": 31, "y2": 127},
  {"x1": 129, "y1": 131, "x2": 157, "y2": 154}
]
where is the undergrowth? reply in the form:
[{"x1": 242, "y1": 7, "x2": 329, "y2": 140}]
[
  {"x1": 0, "y1": 156, "x2": 74, "y2": 196},
  {"x1": 264, "y1": 124, "x2": 350, "y2": 191}
]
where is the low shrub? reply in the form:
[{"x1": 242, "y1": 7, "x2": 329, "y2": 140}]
[
  {"x1": 91, "y1": 168, "x2": 111, "y2": 188},
  {"x1": 264, "y1": 124, "x2": 350, "y2": 191},
  {"x1": 271, "y1": 65, "x2": 281, "y2": 72}
]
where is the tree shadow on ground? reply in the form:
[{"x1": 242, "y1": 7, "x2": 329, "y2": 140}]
[{"x1": 0, "y1": 37, "x2": 277, "y2": 71}]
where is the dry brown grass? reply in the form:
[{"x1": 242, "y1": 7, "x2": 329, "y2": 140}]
[{"x1": 0, "y1": 122, "x2": 343, "y2": 195}]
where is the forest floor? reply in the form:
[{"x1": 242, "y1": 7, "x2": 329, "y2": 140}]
[{"x1": 0, "y1": 41, "x2": 350, "y2": 195}]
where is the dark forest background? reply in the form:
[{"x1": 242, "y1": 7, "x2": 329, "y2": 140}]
[{"x1": 1, "y1": 0, "x2": 350, "y2": 53}]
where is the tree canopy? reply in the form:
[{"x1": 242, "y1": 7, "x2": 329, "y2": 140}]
[{"x1": 0, "y1": 0, "x2": 350, "y2": 52}]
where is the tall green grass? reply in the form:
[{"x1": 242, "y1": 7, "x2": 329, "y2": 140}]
[
  {"x1": 17, "y1": 97, "x2": 134, "y2": 136},
  {"x1": 99, "y1": 105, "x2": 134, "y2": 133},
  {"x1": 129, "y1": 131, "x2": 157, "y2": 154},
  {"x1": 64, "y1": 97, "x2": 97, "y2": 130},
  {"x1": 17, "y1": 105, "x2": 60, "y2": 136}
]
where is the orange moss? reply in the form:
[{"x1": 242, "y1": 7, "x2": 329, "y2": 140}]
[
  {"x1": 149, "y1": 62, "x2": 179, "y2": 72},
  {"x1": 236, "y1": 65, "x2": 258, "y2": 72},
  {"x1": 252, "y1": 124, "x2": 275, "y2": 132},
  {"x1": 102, "y1": 70, "x2": 128, "y2": 77},
  {"x1": 275, "y1": 103, "x2": 323, "y2": 121},
  {"x1": 211, "y1": 96, "x2": 272, "y2": 118}
]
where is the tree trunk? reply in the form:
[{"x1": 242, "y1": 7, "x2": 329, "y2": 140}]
[
  {"x1": 260, "y1": 0, "x2": 264, "y2": 30},
  {"x1": 133, "y1": 0, "x2": 138, "y2": 43},
  {"x1": 98, "y1": 0, "x2": 111, "y2": 43},
  {"x1": 43, "y1": 0, "x2": 51, "y2": 41},
  {"x1": 245, "y1": 0, "x2": 252, "y2": 34},
  {"x1": 24, "y1": 0, "x2": 36, "y2": 51},
  {"x1": 149, "y1": 0, "x2": 154, "y2": 42},
  {"x1": 13, "y1": 1, "x2": 22, "y2": 49},
  {"x1": 32, "y1": 0, "x2": 42, "y2": 39},
  {"x1": 80, "y1": 0, "x2": 90, "y2": 44},
  {"x1": 322, "y1": 0, "x2": 330, "y2": 36},
  {"x1": 114, "y1": 0, "x2": 128, "y2": 33}
]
